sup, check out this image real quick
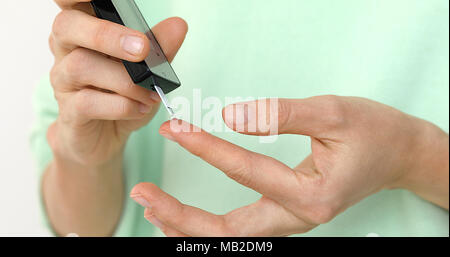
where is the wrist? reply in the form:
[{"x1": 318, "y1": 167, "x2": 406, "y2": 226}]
[
  {"x1": 48, "y1": 120, "x2": 128, "y2": 173},
  {"x1": 52, "y1": 149, "x2": 124, "y2": 174},
  {"x1": 395, "y1": 119, "x2": 449, "y2": 208}
]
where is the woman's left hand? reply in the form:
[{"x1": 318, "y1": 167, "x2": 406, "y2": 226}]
[{"x1": 130, "y1": 95, "x2": 449, "y2": 237}]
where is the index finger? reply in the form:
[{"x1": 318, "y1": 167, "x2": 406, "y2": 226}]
[{"x1": 159, "y1": 120, "x2": 300, "y2": 204}]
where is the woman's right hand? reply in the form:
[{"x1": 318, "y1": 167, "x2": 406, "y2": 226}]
[{"x1": 48, "y1": 0, "x2": 188, "y2": 167}]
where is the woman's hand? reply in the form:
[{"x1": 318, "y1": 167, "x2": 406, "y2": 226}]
[
  {"x1": 48, "y1": 0, "x2": 188, "y2": 167},
  {"x1": 131, "y1": 96, "x2": 449, "y2": 237},
  {"x1": 43, "y1": 0, "x2": 187, "y2": 236}
]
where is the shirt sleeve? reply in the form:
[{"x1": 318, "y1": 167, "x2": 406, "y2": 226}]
[
  {"x1": 29, "y1": 75, "x2": 160, "y2": 237},
  {"x1": 29, "y1": 75, "x2": 59, "y2": 234}
]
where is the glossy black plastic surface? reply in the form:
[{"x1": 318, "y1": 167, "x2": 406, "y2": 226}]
[{"x1": 91, "y1": 0, "x2": 180, "y2": 94}]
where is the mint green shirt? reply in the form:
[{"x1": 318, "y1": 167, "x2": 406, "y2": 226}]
[{"x1": 31, "y1": 0, "x2": 449, "y2": 237}]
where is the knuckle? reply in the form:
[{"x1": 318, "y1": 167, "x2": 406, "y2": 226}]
[
  {"x1": 228, "y1": 168, "x2": 249, "y2": 185},
  {"x1": 63, "y1": 49, "x2": 89, "y2": 81},
  {"x1": 115, "y1": 98, "x2": 134, "y2": 117},
  {"x1": 277, "y1": 99, "x2": 292, "y2": 129},
  {"x1": 92, "y1": 21, "x2": 111, "y2": 50},
  {"x1": 74, "y1": 90, "x2": 93, "y2": 116},
  {"x1": 317, "y1": 95, "x2": 348, "y2": 129},
  {"x1": 46, "y1": 122, "x2": 58, "y2": 152},
  {"x1": 52, "y1": 10, "x2": 72, "y2": 41},
  {"x1": 49, "y1": 65, "x2": 60, "y2": 88},
  {"x1": 48, "y1": 34, "x2": 56, "y2": 55},
  {"x1": 304, "y1": 204, "x2": 338, "y2": 225},
  {"x1": 167, "y1": 204, "x2": 186, "y2": 227},
  {"x1": 226, "y1": 154, "x2": 254, "y2": 187},
  {"x1": 53, "y1": 91, "x2": 63, "y2": 103}
]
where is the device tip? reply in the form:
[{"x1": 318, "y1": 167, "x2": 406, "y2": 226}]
[{"x1": 154, "y1": 85, "x2": 176, "y2": 117}]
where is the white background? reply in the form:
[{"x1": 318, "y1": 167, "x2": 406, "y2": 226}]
[{"x1": 0, "y1": 1, "x2": 59, "y2": 236}]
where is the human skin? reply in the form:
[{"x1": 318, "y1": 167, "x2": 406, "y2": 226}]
[
  {"x1": 43, "y1": 1, "x2": 448, "y2": 237},
  {"x1": 43, "y1": 0, "x2": 187, "y2": 236},
  {"x1": 130, "y1": 97, "x2": 449, "y2": 237}
]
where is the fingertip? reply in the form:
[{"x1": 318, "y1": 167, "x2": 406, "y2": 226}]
[
  {"x1": 159, "y1": 121, "x2": 177, "y2": 142},
  {"x1": 163, "y1": 17, "x2": 189, "y2": 37},
  {"x1": 222, "y1": 104, "x2": 235, "y2": 130},
  {"x1": 159, "y1": 120, "x2": 172, "y2": 133},
  {"x1": 130, "y1": 182, "x2": 157, "y2": 198},
  {"x1": 129, "y1": 184, "x2": 141, "y2": 197},
  {"x1": 131, "y1": 183, "x2": 176, "y2": 217},
  {"x1": 172, "y1": 17, "x2": 189, "y2": 35},
  {"x1": 160, "y1": 119, "x2": 193, "y2": 134},
  {"x1": 152, "y1": 17, "x2": 188, "y2": 62}
]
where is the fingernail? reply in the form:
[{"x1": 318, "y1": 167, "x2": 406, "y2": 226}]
[
  {"x1": 130, "y1": 194, "x2": 151, "y2": 208},
  {"x1": 145, "y1": 214, "x2": 164, "y2": 229},
  {"x1": 160, "y1": 130, "x2": 176, "y2": 142},
  {"x1": 139, "y1": 104, "x2": 152, "y2": 114},
  {"x1": 121, "y1": 35, "x2": 144, "y2": 56}
]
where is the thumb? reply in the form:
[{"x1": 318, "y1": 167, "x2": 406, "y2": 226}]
[
  {"x1": 222, "y1": 95, "x2": 348, "y2": 138},
  {"x1": 152, "y1": 17, "x2": 188, "y2": 63}
]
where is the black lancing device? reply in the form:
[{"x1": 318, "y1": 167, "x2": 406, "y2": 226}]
[{"x1": 91, "y1": 0, "x2": 181, "y2": 99}]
